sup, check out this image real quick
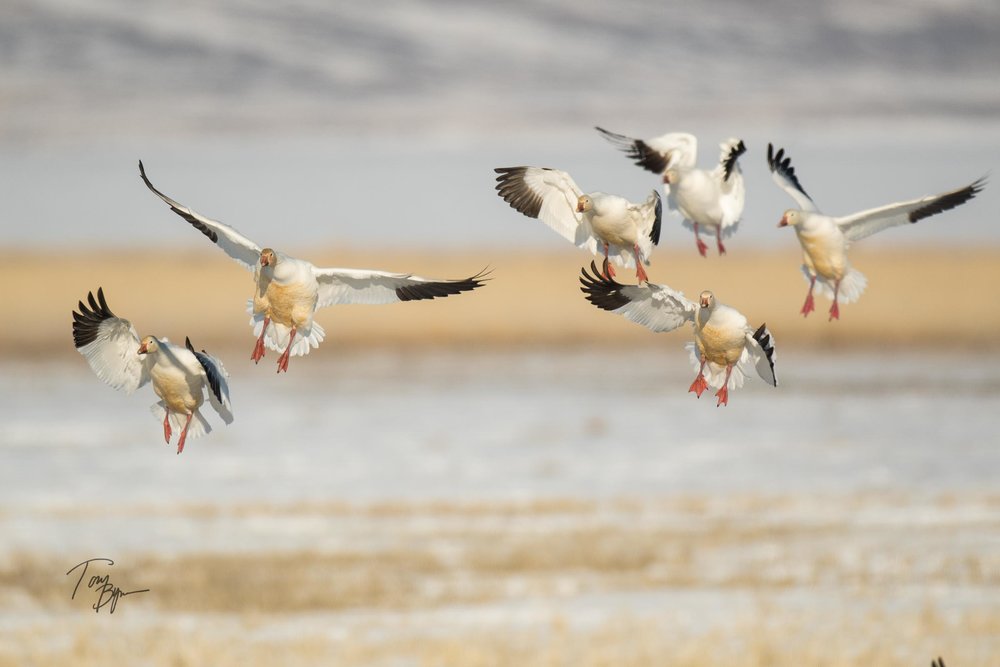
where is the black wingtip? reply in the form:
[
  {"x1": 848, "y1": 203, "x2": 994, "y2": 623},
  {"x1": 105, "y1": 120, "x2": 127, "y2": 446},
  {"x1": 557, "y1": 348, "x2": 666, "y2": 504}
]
[
  {"x1": 908, "y1": 176, "x2": 987, "y2": 224},
  {"x1": 722, "y1": 139, "x2": 747, "y2": 182},
  {"x1": 579, "y1": 260, "x2": 631, "y2": 312},
  {"x1": 139, "y1": 163, "x2": 221, "y2": 244},
  {"x1": 494, "y1": 166, "x2": 546, "y2": 219},
  {"x1": 394, "y1": 268, "x2": 491, "y2": 302},
  {"x1": 595, "y1": 128, "x2": 670, "y2": 175},
  {"x1": 766, "y1": 143, "x2": 811, "y2": 201},
  {"x1": 72, "y1": 287, "x2": 116, "y2": 349}
]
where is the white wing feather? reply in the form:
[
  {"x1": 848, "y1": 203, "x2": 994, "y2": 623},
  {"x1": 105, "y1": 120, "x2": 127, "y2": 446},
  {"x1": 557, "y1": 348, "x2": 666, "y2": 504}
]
[
  {"x1": 139, "y1": 161, "x2": 263, "y2": 271},
  {"x1": 495, "y1": 167, "x2": 599, "y2": 255},
  {"x1": 579, "y1": 263, "x2": 696, "y2": 333},
  {"x1": 644, "y1": 132, "x2": 698, "y2": 169},
  {"x1": 77, "y1": 318, "x2": 149, "y2": 394},
  {"x1": 836, "y1": 178, "x2": 985, "y2": 242},
  {"x1": 313, "y1": 267, "x2": 487, "y2": 309}
]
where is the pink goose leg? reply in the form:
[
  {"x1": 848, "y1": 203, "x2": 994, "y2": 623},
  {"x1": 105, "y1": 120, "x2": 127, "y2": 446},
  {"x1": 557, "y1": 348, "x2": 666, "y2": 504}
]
[
  {"x1": 688, "y1": 357, "x2": 709, "y2": 398},
  {"x1": 632, "y1": 245, "x2": 648, "y2": 283},
  {"x1": 694, "y1": 223, "x2": 709, "y2": 257},
  {"x1": 176, "y1": 413, "x2": 194, "y2": 455},
  {"x1": 801, "y1": 276, "x2": 816, "y2": 317},
  {"x1": 276, "y1": 328, "x2": 297, "y2": 374},
  {"x1": 715, "y1": 364, "x2": 734, "y2": 407},
  {"x1": 251, "y1": 316, "x2": 270, "y2": 363}
]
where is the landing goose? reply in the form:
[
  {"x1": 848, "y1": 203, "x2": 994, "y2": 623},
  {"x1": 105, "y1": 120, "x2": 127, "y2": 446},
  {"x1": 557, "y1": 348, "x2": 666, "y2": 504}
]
[
  {"x1": 767, "y1": 143, "x2": 985, "y2": 320},
  {"x1": 494, "y1": 165, "x2": 661, "y2": 282},
  {"x1": 596, "y1": 127, "x2": 746, "y2": 256},
  {"x1": 72, "y1": 288, "x2": 233, "y2": 453},
  {"x1": 579, "y1": 262, "x2": 776, "y2": 406}
]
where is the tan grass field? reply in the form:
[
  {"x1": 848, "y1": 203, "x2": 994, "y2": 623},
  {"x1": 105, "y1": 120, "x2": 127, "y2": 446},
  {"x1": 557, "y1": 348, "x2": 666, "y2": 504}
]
[
  {"x1": 7, "y1": 245, "x2": 1000, "y2": 356},
  {"x1": 4, "y1": 246, "x2": 1000, "y2": 665},
  {"x1": 1, "y1": 493, "x2": 998, "y2": 666}
]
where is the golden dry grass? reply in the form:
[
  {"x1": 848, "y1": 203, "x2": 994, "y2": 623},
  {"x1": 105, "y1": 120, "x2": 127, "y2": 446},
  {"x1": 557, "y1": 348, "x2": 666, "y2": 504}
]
[
  {"x1": 9, "y1": 246, "x2": 1000, "y2": 357},
  {"x1": 1, "y1": 494, "x2": 998, "y2": 665}
]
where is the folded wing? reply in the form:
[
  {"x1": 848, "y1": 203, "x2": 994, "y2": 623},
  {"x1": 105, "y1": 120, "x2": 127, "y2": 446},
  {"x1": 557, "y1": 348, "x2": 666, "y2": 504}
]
[
  {"x1": 185, "y1": 337, "x2": 234, "y2": 424},
  {"x1": 747, "y1": 323, "x2": 778, "y2": 386}
]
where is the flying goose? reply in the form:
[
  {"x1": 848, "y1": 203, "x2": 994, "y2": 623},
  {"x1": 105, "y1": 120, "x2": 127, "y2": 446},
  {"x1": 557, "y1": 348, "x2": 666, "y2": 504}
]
[
  {"x1": 579, "y1": 262, "x2": 776, "y2": 406},
  {"x1": 494, "y1": 165, "x2": 661, "y2": 282},
  {"x1": 596, "y1": 127, "x2": 746, "y2": 256},
  {"x1": 767, "y1": 143, "x2": 985, "y2": 320},
  {"x1": 72, "y1": 288, "x2": 233, "y2": 453},
  {"x1": 139, "y1": 162, "x2": 488, "y2": 372}
]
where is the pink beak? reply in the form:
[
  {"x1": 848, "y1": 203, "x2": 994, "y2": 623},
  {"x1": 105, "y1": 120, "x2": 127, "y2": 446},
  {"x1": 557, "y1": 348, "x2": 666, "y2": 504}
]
[
  {"x1": 700, "y1": 298, "x2": 709, "y2": 308},
  {"x1": 576, "y1": 202, "x2": 584, "y2": 213},
  {"x1": 261, "y1": 254, "x2": 269, "y2": 266},
  {"x1": 778, "y1": 215, "x2": 788, "y2": 228},
  {"x1": 662, "y1": 174, "x2": 671, "y2": 185},
  {"x1": 137, "y1": 342, "x2": 148, "y2": 354}
]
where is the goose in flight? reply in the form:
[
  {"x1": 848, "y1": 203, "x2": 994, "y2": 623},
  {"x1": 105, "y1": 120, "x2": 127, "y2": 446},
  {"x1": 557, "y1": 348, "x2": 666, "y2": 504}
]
[
  {"x1": 767, "y1": 143, "x2": 985, "y2": 320},
  {"x1": 596, "y1": 127, "x2": 746, "y2": 257},
  {"x1": 494, "y1": 166, "x2": 661, "y2": 282},
  {"x1": 139, "y1": 162, "x2": 488, "y2": 372},
  {"x1": 72, "y1": 288, "x2": 233, "y2": 454},
  {"x1": 579, "y1": 262, "x2": 776, "y2": 406}
]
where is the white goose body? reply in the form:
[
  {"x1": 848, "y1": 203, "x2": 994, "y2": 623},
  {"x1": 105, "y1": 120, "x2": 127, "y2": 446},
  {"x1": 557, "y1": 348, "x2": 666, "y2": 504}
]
[{"x1": 586, "y1": 192, "x2": 645, "y2": 248}]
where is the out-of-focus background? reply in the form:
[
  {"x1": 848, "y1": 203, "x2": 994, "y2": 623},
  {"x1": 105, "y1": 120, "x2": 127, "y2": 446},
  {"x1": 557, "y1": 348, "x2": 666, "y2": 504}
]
[{"x1": 2, "y1": 2, "x2": 999, "y2": 665}]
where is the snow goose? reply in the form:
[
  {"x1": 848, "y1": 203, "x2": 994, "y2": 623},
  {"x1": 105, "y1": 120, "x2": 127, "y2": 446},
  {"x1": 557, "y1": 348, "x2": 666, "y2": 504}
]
[
  {"x1": 494, "y1": 166, "x2": 661, "y2": 282},
  {"x1": 72, "y1": 288, "x2": 233, "y2": 454},
  {"x1": 139, "y1": 162, "x2": 488, "y2": 373},
  {"x1": 767, "y1": 143, "x2": 985, "y2": 320},
  {"x1": 596, "y1": 127, "x2": 746, "y2": 257},
  {"x1": 579, "y1": 262, "x2": 776, "y2": 406}
]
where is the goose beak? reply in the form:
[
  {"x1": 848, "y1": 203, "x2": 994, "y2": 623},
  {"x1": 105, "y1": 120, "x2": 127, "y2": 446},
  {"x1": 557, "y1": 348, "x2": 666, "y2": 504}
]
[
  {"x1": 137, "y1": 342, "x2": 148, "y2": 355},
  {"x1": 700, "y1": 297, "x2": 709, "y2": 308},
  {"x1": 576, "y1": 202, "x2": 584, "y2": 213},
  {"x1": 778, "y1": 215, "x2": 788, "y2": 228},
  {"x1": 662, "y1": 173, "x2": 671, "y2": 185},
  {"x1": 260, "y1": 254, "x2": 269, "y2": 266}
]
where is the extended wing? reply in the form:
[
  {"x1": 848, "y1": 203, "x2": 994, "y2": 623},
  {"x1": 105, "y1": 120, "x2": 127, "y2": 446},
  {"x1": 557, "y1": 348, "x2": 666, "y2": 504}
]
[
  {"x1": 314, "y1": 267, "x2": 488, "y2": 308},
  {"x1": 494, "y1": 166, "x2": 599, "y2": 254},
  {"x1": 72, "y1": 288, "x2": 150, "y2": 394},
  {"x1": 767, "y1": 143, "x2": 817, "y2": 212},
  {"x1": 139, "y1": 161, "x2": 263, "y2": 271},
  {"x1": 836, "y1": 178, "x2": 985, "y2": 242},
  {"x1": 579, "y1": 261, "x2": 696, "y2": 333}
]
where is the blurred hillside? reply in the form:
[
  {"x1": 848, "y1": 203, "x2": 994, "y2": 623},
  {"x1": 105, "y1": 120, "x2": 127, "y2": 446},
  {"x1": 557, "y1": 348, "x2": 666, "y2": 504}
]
[{"x1": 3, "y1": 0, "x2": 999, "y2": 145}]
